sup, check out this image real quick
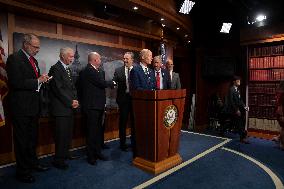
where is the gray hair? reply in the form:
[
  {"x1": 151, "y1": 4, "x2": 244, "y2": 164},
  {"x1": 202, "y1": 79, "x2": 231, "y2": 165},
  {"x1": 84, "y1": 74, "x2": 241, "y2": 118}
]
[
  {"x1": 22, "y1": 33, "x2": 39, "y2": 45},
  {"x1": 124, "y1": 52, "x2": 134, "y2": 60},
  {"x1": 59, "y1": 47, "x2": 74, "y2": 57},
  {"x1": 88, "y1": 52, "x2": 100, "y2": 62},
  {"x1": 153, "y1": 55, "x2": 162, "y2": 63}
]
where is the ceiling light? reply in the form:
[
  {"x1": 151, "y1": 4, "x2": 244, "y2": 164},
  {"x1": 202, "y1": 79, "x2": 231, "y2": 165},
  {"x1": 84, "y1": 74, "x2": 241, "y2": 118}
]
[
  {"x1": 179, "y1": 0, "x2": 195, "y2": 14},
  {"x1": 176, "y1": 27, "x2": 180, "y2": 30},
  {"x1": 161, "y1": 18, "x2": 164, "y2": 21},
  {"x1": 220, "y1": 23, "x2": 232, "y2": 33},
  {"x1": 187, "y1": 40, "x2": 191, "y2": 43},
  {"x1": 247, "y1": 14, "x2": 267, "y2": 25},
  {"x1": 184, "y1": 34, "x2": 188, "y2": 37},
  {"x1": 255, "y1": 14, "x2": 266, "y2": 22},
  {"x1": 133, "y1": 6, "x2": 138, "y2": 10},
  {"x1": 162, "y1": 24, "x2": 165, "y2": 27}
]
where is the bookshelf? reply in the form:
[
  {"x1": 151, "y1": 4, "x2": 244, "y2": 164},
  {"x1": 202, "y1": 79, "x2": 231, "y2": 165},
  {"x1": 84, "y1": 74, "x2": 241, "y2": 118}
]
[{"x1": 248, "y1": 44, "x2": 284, "y2": 133}]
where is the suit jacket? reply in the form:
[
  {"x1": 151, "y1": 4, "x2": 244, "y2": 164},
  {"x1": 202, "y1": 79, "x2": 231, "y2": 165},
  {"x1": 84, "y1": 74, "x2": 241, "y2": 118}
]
[
  {"x1": 130, "y1": 64, "x2": 156, "y2": 90},
  {"x1": 6, "y1": 50, "x2": 40, "y2": 116},
  {"x1": 156, "y1": 68, "x2": 171, "y2": 90},
  {"x1": 113, "y1": 66, "x2": 130, "y2": 105},
  {"x1": 223, "y1": 86, "x2": 245, "y2": 115},
  {"x1": 48, "y1": 61, "x2": 78, "y2": 116},
  {"x1": 171, "y1": 72, "x2": 181, "y2": 89},
  {"x1": 79, "y1": 64, "x2": 114, "y2": 111}
]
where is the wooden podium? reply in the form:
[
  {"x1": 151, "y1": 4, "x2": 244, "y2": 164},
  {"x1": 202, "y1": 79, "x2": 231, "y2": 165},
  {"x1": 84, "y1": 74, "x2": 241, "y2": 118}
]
[{"x1": 131, "y1": 89, "x2": 186, "y2": 174}]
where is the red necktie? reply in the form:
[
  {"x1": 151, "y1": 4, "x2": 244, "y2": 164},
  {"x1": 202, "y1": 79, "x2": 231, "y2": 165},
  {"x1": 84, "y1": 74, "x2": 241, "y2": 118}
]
[
  {"x1": 156, "y1": 71, "x2": 160, "y2": 89},
  {"x1": 29, "y1": 56, "x2": 39, "y2": 78}
]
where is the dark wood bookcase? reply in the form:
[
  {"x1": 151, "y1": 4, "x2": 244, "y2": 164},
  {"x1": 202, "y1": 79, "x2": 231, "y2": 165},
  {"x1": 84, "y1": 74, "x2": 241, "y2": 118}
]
[{"x1": 248, "y1": 44, "x2": 284, "y2": 133}]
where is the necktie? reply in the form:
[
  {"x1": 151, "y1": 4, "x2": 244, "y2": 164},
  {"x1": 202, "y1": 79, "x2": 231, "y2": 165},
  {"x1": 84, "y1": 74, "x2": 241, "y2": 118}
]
[
  {"x1": 126, "y1": 68, "x2": 130, "y2": 93},
  {"x1": 66, "y1": 67, "x2": 72, "y2": 81},
  {"x1": 144, "y1": 67, "x2": 148, "y2": 76},
  {"x1": 29, "y1": 56, "x2": 39, "y2": 78},
  {"x1": 156, "y1": 71, "x2": 160, "y2": 89},
  {"x1": 127, "y1": 68, "x2": 130, "y2": 79}
]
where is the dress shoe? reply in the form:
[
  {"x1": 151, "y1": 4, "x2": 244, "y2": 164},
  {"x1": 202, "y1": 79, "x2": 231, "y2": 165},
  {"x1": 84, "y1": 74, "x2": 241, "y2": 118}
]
[
  {"x1": 68, "y1": 155, "x2": 80, "y2": 160},
  {"x1": 33, "y1": 164, "x2": 49, "y2": 172},
  {"x1": 240, "y1": 138, "x2": 250, "y2": 144},
  {"x1": 120, "y1": 145, "x2": 129, "y2": 152},
  {"x1": 87, "y1": 159, "x2": 97, "y2": 165},
  {"x1": 102, "y1": 144, "x2": 110, "y2": 149},
  {"x1": 96, "y1": 154, "x2": 109, "y2": 161},
  {"x1": 52, "y1": 161, "x2": 69, "y2": 170},
  {"x1": 16, "y1": 174, "x2": 35, "y2": 183}
]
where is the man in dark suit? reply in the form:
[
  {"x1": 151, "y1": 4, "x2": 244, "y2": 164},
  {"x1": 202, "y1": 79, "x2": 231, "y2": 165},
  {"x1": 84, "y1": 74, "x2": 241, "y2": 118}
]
[
  {"x1": 153, "y1": 55, "x2": 171, "y2": 90},
  {"x1": 166, "y1": 59, "x2": 181, "y2": 89},
  {"x1": 79, "y1": 52, "x2": 114, "y2": 165},
  {"x1": 223, "y1": 76, "x2": 249, "y2": 143},
  {"x1": 130, "y1": 49, "x2": 156, "y2": 90},
  {"x1": 113, "y1": 52, "x2": 136, "y2": 154},
  {"x1": 49, "y1": 47, "x2": 79, "y2": 170},
  {"x1": 6, "y1": 33, "x2": 49, "y2": 183}
]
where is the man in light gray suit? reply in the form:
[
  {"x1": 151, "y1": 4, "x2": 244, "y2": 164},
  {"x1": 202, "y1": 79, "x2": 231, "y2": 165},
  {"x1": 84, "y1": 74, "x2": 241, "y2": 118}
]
[{"x1": 166, "y1": 59, "x2": 181, "y2": 89}]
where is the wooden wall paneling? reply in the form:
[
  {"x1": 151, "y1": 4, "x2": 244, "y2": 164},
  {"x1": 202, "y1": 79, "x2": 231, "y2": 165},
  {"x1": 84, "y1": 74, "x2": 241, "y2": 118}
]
[
  {"x1": 7, "y1": 13, "x2": 14, "y2": 54},
  {"x1": 56, "y1": 23, "x2": 62, "y2": 36},
  {"x1": 15, "y1": 15, "x2": 57, "y2": 34},
  {"x1": 0, "y1": 0, "x2": 161, "y2": 40},
  {"x1": 142, "y1": 41, "x2": 146, "y2": 49},
  {"x1": 241, "y1": 22, "x2": 284, "y2": 45},
  {"x1": 122, "y1": 36, "x2": 142, "y2": 48},
  {"x1": 62, "y1": 25, "x2": 119, "y2": 44},
  {"x1": 12, "y1": 17, "x2": 143, "y2": 51}
]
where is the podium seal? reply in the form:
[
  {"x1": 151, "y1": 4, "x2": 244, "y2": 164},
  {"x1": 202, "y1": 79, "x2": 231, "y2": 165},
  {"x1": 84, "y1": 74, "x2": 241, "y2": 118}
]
[{"x1": 163, "y1": 105, "x2": 178, "y2": 128}]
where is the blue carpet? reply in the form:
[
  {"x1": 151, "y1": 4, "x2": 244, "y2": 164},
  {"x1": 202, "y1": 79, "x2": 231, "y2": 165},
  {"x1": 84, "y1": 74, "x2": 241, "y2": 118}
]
[
  {"x1": 147, "y1": 149, "x2": 274, "y2": 189},
  {"x1": 0, "y1": 132, "x2": 282, "y2": 189},
  {"x1": 225, "y1": 137, "x2": 284, "y2": 183}
]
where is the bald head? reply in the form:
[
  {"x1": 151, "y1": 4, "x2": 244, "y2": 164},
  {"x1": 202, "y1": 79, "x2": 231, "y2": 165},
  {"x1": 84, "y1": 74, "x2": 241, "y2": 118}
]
[
  {"x1": 88, "y1": 52, "x2": 101, "y2": 68},
  {"x1": 139, "y1": 49, "x2": 152, "y2": 66},
  {"x1": 166, "y1": 59, "x2": 174, "y2": 71},
  {"x1": 60, "y1": 47, "x2": 74, "y2": 65}
]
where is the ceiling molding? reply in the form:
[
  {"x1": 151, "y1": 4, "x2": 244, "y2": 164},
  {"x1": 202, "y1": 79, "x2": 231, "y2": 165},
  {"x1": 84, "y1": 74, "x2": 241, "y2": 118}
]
[{"x1": 0, "y1": 0, "x2": 162, "y2": 40}]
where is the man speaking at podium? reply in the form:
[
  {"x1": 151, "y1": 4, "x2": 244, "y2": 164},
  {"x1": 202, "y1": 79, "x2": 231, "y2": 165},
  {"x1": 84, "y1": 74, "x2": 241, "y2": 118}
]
[{"x1": 129, "y1": 49, "x2": 156, "y2": 90}]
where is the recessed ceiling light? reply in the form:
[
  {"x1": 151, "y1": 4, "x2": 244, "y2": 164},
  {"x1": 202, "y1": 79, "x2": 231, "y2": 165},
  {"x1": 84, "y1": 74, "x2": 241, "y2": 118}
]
[
  {"x1": 255, "y1": 14, "x2": 266, "y2": 22},
  {"x1": 179, "y1": 0, "x2": 195, "y2": 14},
  {"x1": 187, "y1": 40, "x2": 191, "y2": 43},
  {"x1": 220, "y1": 23, "x2": 232, "y2": 33},
  {"x1": 176, "y1": 27, "x2": 180, "y2": 30},
  {"x1": 184, "y1": 34, "x2": 188, "y2": 37},
  {"x1": 162, "y1": 24, "x2": 165, "y2": 27},
  {"x1": 133, "y1": 6, "x2": 138, "y2": 10},
  {"x1": 161, "y1": 18, "x2": 164, "y2": 21}
]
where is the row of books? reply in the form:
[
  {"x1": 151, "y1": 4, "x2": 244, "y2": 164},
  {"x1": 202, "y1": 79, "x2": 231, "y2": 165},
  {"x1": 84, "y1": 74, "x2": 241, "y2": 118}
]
[
  {"x1": 250, "y1": 69, "x2": 284, "y2": 81},
  {"x1": 249, "y1": 83, "x2": 278, "y2": 94},
  {"x1": 248, "y1": 118, "x2": 281, "y2": 132},
  {"x1": 249, "y1": 45, "x2": 284, "y2": 57},
  {"x1": 249, "y1": 56, "x2": 284, "y2": 68},
  {"x1": 249, "y1": 94, "x2": 276, "y2": 106},
  {"x1": 248, "y1": 106, "x2": 276, "y2": 119}
]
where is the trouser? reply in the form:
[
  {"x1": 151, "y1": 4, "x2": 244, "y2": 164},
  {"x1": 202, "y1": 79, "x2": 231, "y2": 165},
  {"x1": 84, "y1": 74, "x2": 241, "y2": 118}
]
[
  {"x1": 13, "y1": 116, "x2": 39, "y2": 176},
  {"x1": 54, "y1": 115, "x2": 74, "y2": 163},
  {"x1": 232, "y1": 112, "x2": 247, "y2": 139},
  {"x1": 85, "y1": 109, "x2": 104, "y2": 160},
  {"x1": 118, "y1": 95, "x2": 136, "y2": 156}
]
